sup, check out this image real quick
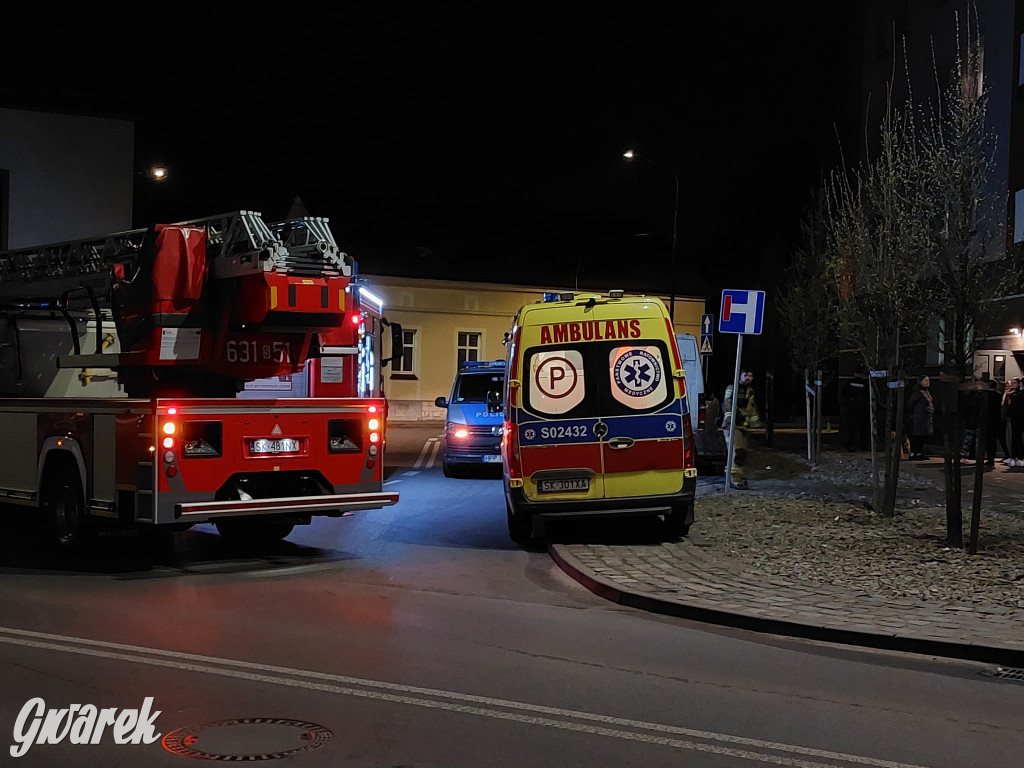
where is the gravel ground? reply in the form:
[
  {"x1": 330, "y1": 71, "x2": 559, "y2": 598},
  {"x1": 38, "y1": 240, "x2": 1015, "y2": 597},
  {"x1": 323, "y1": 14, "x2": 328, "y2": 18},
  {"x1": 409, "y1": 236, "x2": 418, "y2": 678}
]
[{"x1": 694, "y1": 445, "x2": 1024, "y2": 613}]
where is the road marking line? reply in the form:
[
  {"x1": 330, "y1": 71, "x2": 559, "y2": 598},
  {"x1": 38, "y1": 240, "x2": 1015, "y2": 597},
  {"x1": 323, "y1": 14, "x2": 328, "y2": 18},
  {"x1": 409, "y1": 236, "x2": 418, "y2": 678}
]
[
  {"x1": 401, "y1": 471, "x2": 421, "y2": 477},
  {"x1": 413, "y1": 437, "x2": 440, "y2": 469},
  {"x1": 0, "y1": 626, "x2": 932, "y2": 768}
]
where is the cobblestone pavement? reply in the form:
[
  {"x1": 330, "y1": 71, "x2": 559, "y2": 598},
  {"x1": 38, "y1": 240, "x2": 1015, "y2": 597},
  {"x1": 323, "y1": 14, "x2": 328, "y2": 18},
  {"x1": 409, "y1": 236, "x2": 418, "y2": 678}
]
[{"x1": 549, "y1": 434, "x2": 1024, "y2": 666}]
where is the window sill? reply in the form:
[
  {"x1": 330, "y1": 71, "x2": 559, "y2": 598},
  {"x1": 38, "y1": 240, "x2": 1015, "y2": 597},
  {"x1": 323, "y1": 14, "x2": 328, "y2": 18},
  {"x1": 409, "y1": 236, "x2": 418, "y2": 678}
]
[{"x1": 390, "y1": 373, "x2": 418, "y2": 381}]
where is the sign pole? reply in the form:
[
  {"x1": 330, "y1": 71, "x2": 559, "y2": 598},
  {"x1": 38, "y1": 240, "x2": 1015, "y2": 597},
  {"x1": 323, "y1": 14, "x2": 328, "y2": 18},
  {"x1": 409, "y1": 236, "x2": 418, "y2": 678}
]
[{"x1": 724, "y1": 333, "x2": 744, "y2": 494}]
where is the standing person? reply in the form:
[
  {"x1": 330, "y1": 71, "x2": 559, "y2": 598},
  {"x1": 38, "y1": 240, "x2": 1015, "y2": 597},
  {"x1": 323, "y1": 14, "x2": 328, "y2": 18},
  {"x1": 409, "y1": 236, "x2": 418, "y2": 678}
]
[
  {"x1": 1007, "y1": 377, "x2": 1024, "y2": 467},
  {"x1": 723, "y1": 369, "x2": 761, "y2": 489},
  {"x1": 960, "y1": 383, "x2": 981, "y2": 464},
  {"x1": 906, "y1": 374, "x2": 934, "y2": 460},
  {"x1": 1001, "y1": 378, "x2": 1019, "y2": 465}
]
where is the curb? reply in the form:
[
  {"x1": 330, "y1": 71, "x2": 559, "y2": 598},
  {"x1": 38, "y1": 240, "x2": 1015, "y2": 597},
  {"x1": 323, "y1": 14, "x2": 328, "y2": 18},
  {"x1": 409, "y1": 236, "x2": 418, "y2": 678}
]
[{"x1": 548, "y1": 542, "x2": 1024, "y2": 668}]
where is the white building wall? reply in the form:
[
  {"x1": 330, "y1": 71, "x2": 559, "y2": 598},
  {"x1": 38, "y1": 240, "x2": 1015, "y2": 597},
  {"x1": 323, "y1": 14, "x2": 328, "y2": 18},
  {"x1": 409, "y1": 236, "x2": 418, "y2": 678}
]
[{"x1": 0, "y1": 107, "x2": 134, "y2": 249}]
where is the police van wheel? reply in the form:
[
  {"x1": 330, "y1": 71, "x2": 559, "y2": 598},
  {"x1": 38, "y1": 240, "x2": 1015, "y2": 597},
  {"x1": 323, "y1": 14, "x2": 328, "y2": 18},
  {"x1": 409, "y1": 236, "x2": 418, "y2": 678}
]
[
  {"x1": 442, "y1": 459, "x2": 459, "y2": 478},
  {"x1": 506, "y1": 502, "x2": 533, "y2": 543}
]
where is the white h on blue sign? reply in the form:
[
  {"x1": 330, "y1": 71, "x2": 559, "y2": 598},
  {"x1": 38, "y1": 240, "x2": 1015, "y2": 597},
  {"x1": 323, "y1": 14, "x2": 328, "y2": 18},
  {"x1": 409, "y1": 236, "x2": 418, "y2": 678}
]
[{"x1": 719, "y1": 289, "x2": 765, "y2": 335}]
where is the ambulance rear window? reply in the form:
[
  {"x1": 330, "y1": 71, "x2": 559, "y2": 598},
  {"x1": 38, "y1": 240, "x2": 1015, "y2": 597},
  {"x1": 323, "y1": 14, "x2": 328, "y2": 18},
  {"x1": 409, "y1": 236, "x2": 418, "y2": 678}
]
[{"x1": 522, "y1": 340, "x2": 673, "y2": 418}]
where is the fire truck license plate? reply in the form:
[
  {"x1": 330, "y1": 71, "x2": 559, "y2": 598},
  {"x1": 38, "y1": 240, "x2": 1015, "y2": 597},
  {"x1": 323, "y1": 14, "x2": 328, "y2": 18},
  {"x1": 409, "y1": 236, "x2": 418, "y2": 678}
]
[
  {"x1": 538, "y1": 478, "x2": 589, "y2": 493},
  {"x1": 251, "y1": 438, "x2": 301, "y2": 454}
]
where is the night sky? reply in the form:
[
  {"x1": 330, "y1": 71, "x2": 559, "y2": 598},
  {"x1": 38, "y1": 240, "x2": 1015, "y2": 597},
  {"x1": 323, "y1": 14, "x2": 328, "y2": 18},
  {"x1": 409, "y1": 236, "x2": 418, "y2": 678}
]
[{"x1": 4, "y1": 4, "x2": 858, "y2": 406}]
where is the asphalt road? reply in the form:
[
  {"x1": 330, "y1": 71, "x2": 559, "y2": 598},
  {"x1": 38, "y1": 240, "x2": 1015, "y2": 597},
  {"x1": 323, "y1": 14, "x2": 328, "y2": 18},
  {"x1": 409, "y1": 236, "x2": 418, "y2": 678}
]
[{"x1": 0, "y1": 423, "x2": 1021, "y2": 767}]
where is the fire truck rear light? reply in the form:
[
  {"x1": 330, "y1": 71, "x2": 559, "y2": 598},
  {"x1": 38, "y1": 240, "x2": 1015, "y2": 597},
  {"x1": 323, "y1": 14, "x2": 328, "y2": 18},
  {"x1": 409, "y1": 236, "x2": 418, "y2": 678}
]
[
  {"x1": 162, "y1": 421, "x2": 176, "y2": 435},
  {"x1": 166, "y1": 465, "x2": 178, "y2": 477},
  {"x1": 368, "y1": 405, "x2": 378, "y2": 413},
  {"x1": 163, "y1": 451, "x2": 175, "y2": 463},
  {"x1": 368, "y1": 418, "x2": 380, "y2": 430},
  {"x1": 162, "y1": 437, "x2": 175, "y2": 450},
  {"x1": 368, "y1": 445, "x2": 378, "y2": 457},
  {"x1": 328, "y1": 419, "x2": 362, "y2": 453},
  {"x1": 369, "y1": 432, "x2": 380, "y2": 444}
]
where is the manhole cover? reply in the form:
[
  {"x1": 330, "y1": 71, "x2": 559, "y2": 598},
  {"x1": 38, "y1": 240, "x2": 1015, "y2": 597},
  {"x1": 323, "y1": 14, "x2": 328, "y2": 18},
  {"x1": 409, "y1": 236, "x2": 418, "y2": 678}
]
[{"x1": 162, "y1": 718, "x2": 332, "y2": 761}]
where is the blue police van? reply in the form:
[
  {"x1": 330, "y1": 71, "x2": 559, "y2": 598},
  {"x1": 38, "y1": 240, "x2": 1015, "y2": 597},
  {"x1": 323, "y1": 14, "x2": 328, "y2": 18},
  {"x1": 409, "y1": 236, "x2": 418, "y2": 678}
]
[{"x1": 434, "y1": 360, "x2": 506, "y2": 477}]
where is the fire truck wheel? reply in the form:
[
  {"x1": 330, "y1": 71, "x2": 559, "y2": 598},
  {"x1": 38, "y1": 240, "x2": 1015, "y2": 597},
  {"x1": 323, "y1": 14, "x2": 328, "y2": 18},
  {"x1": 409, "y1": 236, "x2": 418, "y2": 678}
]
[
  {"x1": 42, "y1": 472, "x2": 89, "y2": 553},
  {"x1": 215, "y1": 519, "x2": 295, "y2": 547},
  {"x1": 506, "y1": 501, "x2": 533, "y2": 544}
]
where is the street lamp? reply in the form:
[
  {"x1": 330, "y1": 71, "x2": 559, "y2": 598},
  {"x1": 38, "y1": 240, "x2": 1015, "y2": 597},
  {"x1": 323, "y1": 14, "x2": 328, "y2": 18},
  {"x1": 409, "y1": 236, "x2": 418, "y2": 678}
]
[
  {"x1": 145, "y1": 165, "x2": 169, "y2": 182},
  {"x1": 623, "y1": 149, "x2": 679, "y2": 321}
]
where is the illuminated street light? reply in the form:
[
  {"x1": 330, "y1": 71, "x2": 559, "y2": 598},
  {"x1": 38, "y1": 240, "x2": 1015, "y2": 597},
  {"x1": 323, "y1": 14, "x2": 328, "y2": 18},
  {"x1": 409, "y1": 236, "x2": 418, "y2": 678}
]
[
  {"x1": 623, "y1": 149, "x2": 679, "y2": 321},
  {"x1": 145, "y1": 165, "x2": 169, "y2": 182}
]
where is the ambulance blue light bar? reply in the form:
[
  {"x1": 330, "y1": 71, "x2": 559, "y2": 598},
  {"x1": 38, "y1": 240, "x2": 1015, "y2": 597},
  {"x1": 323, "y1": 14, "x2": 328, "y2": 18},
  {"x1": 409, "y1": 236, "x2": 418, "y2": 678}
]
[
  {"x1": 542, "y1": 292, "x2": 575, "y2": 302},
  {"x1": 459, "y1": 360, "x2": 506, "y2": 370}
]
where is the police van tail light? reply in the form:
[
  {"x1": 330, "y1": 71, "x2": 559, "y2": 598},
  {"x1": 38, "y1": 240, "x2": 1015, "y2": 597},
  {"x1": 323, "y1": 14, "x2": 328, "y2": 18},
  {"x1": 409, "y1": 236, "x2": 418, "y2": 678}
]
[
  {"x1": 697, "y1": 393, "x2": 707, "y2": 430},
  {"x1": 682, "y1": 415, "x2": 695, "y2": 470}
]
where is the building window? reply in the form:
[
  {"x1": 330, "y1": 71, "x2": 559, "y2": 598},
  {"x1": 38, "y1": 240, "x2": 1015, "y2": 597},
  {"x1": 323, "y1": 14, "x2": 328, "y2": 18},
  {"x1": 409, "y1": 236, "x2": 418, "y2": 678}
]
[
  {"x1": 390, "y1": 328, "x2": 417, "y2": 379},
  {"x1": 398, "y1": 329, "x2": 416, "y2": 373},
  {"x1": 1015, "y1": 189, "x2": 1024, "y2": 243},
  {"x1": 457, "y1": 331, "x2": 481, "y2": 367}
]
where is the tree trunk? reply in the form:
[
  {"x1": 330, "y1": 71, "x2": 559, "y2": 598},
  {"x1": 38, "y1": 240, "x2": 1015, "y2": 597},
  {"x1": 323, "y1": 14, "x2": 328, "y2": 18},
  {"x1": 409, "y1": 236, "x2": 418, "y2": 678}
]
[
  {"x1": 968, "y1": 390, "x2": 986, "y2": 555},
  {"x1": 882, "y1": 377, "x2": 901, "y2": 517},
  {"x1": 939, "y1": 376, "x2": 964, "y2": 549}
]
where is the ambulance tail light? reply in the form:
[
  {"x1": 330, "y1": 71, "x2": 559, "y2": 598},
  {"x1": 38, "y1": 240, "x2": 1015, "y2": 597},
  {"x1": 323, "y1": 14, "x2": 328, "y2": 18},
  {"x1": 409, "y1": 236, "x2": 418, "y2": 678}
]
[
  {"x1": 697, "y1": 393, "x2": 707, "y2": 430},
  {"x1": 682, "y1": 415, "x2": 695, "y2": 471},
  {"x1": 503, "y1": 421, "x2": 521, "y2": 478}
]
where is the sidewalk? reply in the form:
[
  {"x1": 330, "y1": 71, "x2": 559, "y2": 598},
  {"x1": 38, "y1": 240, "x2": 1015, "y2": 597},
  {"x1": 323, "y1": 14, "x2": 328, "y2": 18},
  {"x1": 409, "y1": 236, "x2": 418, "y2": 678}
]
[{"x1": 549, "y1": 430, "x2": 1024, "y2": 667}]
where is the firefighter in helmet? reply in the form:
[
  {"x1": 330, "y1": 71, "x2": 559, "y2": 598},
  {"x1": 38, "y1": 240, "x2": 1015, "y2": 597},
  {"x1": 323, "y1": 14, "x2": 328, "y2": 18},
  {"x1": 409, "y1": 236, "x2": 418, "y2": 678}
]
[{"x1": 722, "y1": 369, "x2": 761, "y2": 490}]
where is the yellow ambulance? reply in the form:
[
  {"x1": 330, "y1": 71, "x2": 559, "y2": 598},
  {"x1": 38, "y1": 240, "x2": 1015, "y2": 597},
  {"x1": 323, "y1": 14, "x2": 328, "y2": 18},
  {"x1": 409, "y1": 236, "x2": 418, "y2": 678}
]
[{"x1": 501, "y1": 290, "x2": 697, "y2": 543}]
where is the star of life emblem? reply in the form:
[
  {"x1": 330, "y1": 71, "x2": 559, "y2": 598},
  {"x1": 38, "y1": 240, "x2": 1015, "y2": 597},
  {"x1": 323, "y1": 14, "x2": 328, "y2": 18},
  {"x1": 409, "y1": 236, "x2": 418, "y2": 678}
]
[
  {"x1": 665, "y1": 419, "x2": 677, "y2": 433},
  {"x1": 613, "y1": 349, "x2": 661, "y2": 397}
]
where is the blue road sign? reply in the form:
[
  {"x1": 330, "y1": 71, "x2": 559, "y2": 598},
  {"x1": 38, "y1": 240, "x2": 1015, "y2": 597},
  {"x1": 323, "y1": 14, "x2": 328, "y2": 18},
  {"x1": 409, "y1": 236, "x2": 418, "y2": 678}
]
[{"x1": 719, "y1": 289, "x2": 765, "y2": 335}]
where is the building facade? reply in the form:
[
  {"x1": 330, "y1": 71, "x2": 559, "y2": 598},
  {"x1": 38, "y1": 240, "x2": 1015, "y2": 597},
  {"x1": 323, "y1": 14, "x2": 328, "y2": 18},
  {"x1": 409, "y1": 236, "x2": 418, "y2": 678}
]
[
  {"x1": 364, "y1": 274, "x2": 706, "y2": 422},
  {"x1": 0, "y1": 107, "x2": 134, "y2": 250}
]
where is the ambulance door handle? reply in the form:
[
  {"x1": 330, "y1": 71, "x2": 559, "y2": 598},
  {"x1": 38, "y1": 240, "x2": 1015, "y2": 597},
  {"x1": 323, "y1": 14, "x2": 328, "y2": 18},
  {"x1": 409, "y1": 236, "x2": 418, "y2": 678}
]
[{"x1": 607, "y1": 437, "x2": 634, "y2": 450}]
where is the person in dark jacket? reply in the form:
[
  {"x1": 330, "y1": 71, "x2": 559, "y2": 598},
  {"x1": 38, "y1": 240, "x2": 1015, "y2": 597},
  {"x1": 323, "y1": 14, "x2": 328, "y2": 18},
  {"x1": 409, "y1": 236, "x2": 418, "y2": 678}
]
[
  {"x1": 1006, "y1": 377, "x2": 1024, "y2": 467},
  {"x1": 907, "y1": 375, "x2": 934, "y2": 460}
]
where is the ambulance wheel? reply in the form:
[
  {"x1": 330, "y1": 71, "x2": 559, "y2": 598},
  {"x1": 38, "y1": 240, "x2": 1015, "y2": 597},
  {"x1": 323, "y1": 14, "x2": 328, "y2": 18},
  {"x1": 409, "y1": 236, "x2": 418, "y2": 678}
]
[
  {"x1": 42, "y1": 466, "x2": 90, "y2": 555},
  {"x1": 506, "y1": 501, "x2": 533, "y2": 544},
  {"x1": 665, "y1": 502, "x2": 694, "y2": 540}
]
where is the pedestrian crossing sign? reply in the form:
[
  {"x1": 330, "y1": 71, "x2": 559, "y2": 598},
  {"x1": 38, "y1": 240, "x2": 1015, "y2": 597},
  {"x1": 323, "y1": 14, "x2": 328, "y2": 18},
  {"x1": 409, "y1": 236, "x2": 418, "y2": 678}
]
[{"x1": 700, "y1": 335, "x2": 712, "y2": 355}]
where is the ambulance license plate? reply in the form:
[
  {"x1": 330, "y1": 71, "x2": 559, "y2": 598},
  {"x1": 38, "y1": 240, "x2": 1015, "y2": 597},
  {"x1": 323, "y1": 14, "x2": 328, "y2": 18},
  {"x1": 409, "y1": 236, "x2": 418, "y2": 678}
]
[
  {"x1": 251, "y1": 438, "x2": 300, "y2": 454},
  {"x1": 538, "y1": 478, "x2": 589, "y2": 493}
]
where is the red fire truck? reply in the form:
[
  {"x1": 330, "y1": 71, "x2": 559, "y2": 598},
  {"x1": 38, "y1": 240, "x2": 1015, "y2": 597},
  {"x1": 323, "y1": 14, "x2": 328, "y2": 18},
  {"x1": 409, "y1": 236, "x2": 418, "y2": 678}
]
[{"x1": 0, "y1": 211, "x2": 400, "y2": 553}]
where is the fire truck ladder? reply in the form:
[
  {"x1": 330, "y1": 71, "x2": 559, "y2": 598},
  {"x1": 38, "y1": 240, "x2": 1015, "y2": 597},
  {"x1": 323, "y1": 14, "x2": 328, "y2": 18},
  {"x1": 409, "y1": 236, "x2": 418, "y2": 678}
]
[{"x1": 0, "y1": 211, "x2": 352, "y2": 356}]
